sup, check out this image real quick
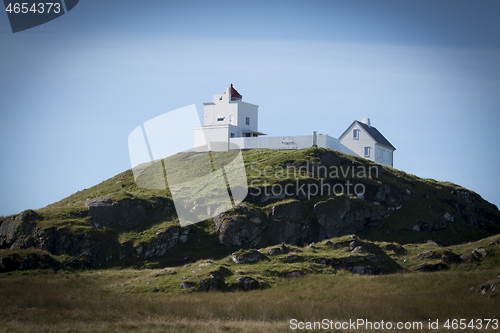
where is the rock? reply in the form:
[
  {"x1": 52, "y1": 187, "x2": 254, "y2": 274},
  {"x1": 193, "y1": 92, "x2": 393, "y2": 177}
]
[
  {"x1": 443, "y1": 212, "x2": 454, "y2": 222},
  {"x1": 416, "y1": 250, "x2": 438, "y2": 260},
  {"x1": 266, "y1": 219, "x2": 324, "y2": 246},
  {"x1": 268, "y1": 244, "x2": 287, "y2": 256},
  {"x1": 214, "y1": 212, "x2": 262, "y2": 246},
  {"x1": 199, "y1": 273, "x2": 221, "y2": 291},
  {"x1": 271, "y1": 201, "x2": 305, "y2": 220},
  {"x1": 139, "y1": 227, "x2": 188, "y2": 259},
  {"x1": 85, "y1": 197, "x2": 148, "y2": 228},
  {"x1": 314, "y1": 196, "x2": 384, "y2": 238},
  {"x1": 343, "y1": 255, "x2": 366, "y2": 264},
  {"x1": 415, "y1": 263, "x2": 434, "y2": 272},
  {"x1": 180, "y1": 282, "x2": 193, "y2": 289},
  {"x1": 312, "y1": 258, "x2": 328, "y2": 265},
  {"x1": 351, "y1": 265, "x2": 373, "y2": 275},
  {"x1": 286, "y1": 270, "x2": 301, "y2": 278},
  {"x1": 416, "y1": 220, "x2": 447, "y2": 232},
  {"x1": 471, "y1": 248, "x2": 488, "y2": 258},
  {"x1": 0, "y1": 210, "x2": 37, "y2": 249},
  {"x1": 235, "y1": 276, "x2": 260, "y2": 290},
  {"x1": 0, "y1": 252, "x2": 58, "y2": 272},
  {"x1": 348, "y1": 240, "x2": 361, "y2": 251},
  {"x1": 414, "y1": 263, "x2": 446, "y2": 272},
  {"x1": 460, "y1": 254, "x2": 477, "y2": 262},
  {"x1": 231, "y1": 250, "x2": 263, "y2": 264},
  {"x1": 351, "y1": 246, "x2": 368, "y2": 254},
  {"x1": 284, "y1": 255, "x2": 299, "y2": 262},
  {"x1": 413, "y1": 225, "x2": 420, "y2": 231}
]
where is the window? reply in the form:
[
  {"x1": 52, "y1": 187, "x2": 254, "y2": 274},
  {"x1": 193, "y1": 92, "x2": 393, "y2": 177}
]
[
  {"x1": 353, "y1": 129, "x2": 359, "y2": 139},
  {"x1": 217, "y1": 117, "x2": 225, "y2": 122},
  {"x1": 245, "y1": 117, "x2": 250, "y2": 125},
  {"x1": 230, "y1": 133, "x2": 235, "y2": 138},
  {"x1": 245, "y1": 133, "x2": 251, "y2": 137},
  {"x1": 364, "y1": 146, "x2": 370, "y2": 157}
]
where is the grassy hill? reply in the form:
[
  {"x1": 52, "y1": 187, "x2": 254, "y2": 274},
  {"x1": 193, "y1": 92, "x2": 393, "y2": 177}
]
[
  {"x1": 0, "y1": 147, "x2": 499, "y2": 272},
  {"x1": 1, "y1": 147, "x2": 500, "y2": 332}
]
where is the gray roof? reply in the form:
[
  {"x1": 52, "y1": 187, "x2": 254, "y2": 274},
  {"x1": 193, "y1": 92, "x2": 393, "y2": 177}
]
[{"x1": 356, "y1": 121, "x2": 396, "y2": 150}]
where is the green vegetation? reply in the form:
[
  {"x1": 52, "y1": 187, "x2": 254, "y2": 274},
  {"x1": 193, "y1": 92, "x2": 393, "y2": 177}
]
[
  {"x1": 1, "y1": 147, "x2": 499, "y2": 332},
  {"x1": 1, "y1": 237, "x2": 499, "y2": 332}
]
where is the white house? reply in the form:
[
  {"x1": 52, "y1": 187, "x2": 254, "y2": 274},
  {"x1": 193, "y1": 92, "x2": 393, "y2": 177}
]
[
  {"x1": 339, "y1": 118, "x2": 395, "y2": 167},
  {"x1": 195, "y1": 85, "x2": 395, "y2": 167}
]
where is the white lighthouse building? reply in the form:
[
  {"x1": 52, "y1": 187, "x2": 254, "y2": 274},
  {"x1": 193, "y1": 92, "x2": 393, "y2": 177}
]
[
  {"x1": 195, "y1": 84, "x2": 395, "y2": 167},
  {"x1": 194, "y1": 84, "x2": 266, "y2": 151}
]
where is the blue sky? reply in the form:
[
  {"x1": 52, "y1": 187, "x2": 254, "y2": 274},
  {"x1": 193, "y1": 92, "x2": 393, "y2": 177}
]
[{"x1": 1, "y1": 0, "x2": 499, "y2": 216}]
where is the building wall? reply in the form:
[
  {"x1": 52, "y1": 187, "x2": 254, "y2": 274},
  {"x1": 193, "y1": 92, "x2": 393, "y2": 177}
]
[
  {"x1": 203, "y1": 94, "x2": 259, "y2": 135},
  {"x1": 203, "y1": 100, "x2": 238, "y2": 126},
  {"x1": 375, "y1": 144, "x2": 393, "y2": 167},
  {"x1": 195, "y1": 124, "x2": 233, "y2": 151},
  {"x1": 235, "y1": 102, "x2": 259, "y2": 134},
  {"x1": 231, "y1": 135, "x2": 357, "y2": 156},
  {"x1": 317, "y1": 134, "x2": 359, "y2": 156},
  {"x1": 339, "y1": 122, "x2": 376, "y2": 162}
]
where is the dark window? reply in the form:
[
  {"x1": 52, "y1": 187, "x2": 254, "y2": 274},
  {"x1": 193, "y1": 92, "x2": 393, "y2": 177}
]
[
  {"x1": 230, "y1": 133, "x2": 235, "y2": 138},
  {"x1": 246, "y1": 117, "x2": 250, "y2": 125}
]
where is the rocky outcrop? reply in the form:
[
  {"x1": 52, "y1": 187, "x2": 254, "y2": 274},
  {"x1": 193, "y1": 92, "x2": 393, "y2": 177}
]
[
  {"x1": 0, "y1": 197, "x2": 182, "y2": 270},
  {"x1": 0, "y1": 210, "x2": 37, "y2": 249},
  {"x1": 85, "y1": 197, "x2": 173, "y2": 228},
  {"x1": 214, "y1": 204, "x2": 264, "y2": 246},
  {"x1": 314, "y1": 195, "x2": 386, "y2": 238},
  {"x1": 140, "y1": 227, "x2": 189, "y2": 259},
  {"x1": 231, "y1": 249, "x2": 264, "y2": 264},
  {"x1": 0, "y1": 252, "x2": 58, "y2": 272}
]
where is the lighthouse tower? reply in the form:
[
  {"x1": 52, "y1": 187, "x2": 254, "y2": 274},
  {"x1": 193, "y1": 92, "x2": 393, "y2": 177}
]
[{"x1": 195, "y1": 84, "x2": 265, "y2": 151}]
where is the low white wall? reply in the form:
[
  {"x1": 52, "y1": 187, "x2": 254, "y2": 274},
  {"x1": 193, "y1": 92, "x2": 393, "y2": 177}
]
[{"x1": 230, "y1": 135, "x2": 359, "y2": 156}]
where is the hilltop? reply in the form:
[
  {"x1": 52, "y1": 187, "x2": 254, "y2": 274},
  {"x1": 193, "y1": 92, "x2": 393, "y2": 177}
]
[{"x1": 1, "y1": 147, "x2": 499, "y2": 275}]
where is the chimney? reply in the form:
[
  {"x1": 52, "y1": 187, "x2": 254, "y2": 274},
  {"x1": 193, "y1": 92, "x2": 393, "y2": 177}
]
[
  {"x1": 362, "y1": 118, "x2": 371, "y2": 127},
  {"x1": 312, "y1": 131, "x2": 317, "y2": 147}
]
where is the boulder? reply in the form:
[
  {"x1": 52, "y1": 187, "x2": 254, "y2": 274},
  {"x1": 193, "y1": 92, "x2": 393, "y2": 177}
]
[
  {"x1": 286, "y1": 270, "x2": 301, "y2": 278},
  {"x1": 271, "y1": 201, "x2": 305, "y2": 220},
  {"x1": 351, "y1": 246, "x2": 368, "y2": 254},
  {"x1": 0, "y1": 210, "x2": 37, "y2": 249},
  {"x1": 235, "y1": 276, "x2": 260, "y2": 290},
  {"x1": 268, "y1": 244, "x2": 287, "y2": 256},
  {"x1": 231, "y1": 250, "x2": 263, "y2": 264},
  {"x1": 351, "y1": 265, "x2": 373, "y2": 275}
]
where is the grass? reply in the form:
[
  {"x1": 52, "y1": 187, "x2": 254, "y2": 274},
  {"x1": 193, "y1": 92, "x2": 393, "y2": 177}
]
[
  {"x1": 6, "y1": 147, "x2": 497, "y2": 256},
  {"x1": 0, "y1": 267, "x2": 498, "y2": 332},
  {"x1": 2, "y1": 147, "x2": 500, "y2": 331},
  {"x1": 1, "y1": 233, "x2": 499, "y2": 332}
]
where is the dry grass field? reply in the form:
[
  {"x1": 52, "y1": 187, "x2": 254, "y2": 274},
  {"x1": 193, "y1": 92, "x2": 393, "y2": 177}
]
[{"x1": 1, "y1": 267, "x2": 499, "y2": 332}]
